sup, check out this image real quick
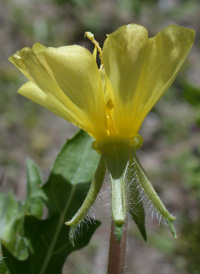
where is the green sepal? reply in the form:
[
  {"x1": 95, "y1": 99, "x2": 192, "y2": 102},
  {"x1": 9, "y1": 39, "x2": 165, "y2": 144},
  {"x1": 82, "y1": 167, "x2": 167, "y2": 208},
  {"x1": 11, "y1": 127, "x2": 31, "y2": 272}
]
[
  {"x1": 68, "y1": 225, "x2": 76, "y2": 247},
  {"x1": 66, "y1": 156, "x2": 106, "y2": 246},
  {"x1": 99, "y1": 139, "x2": 130, "y2": 179},
  {"x1": 114, "y1": 224, "x2": 124, "y2": 243},
  {"x1": 167, "y1": 220, "x2": 177, "y2": 239},
  {"x1": 132, "y1": 152, "x2": 177, "y2": 238},
  {"x1": 128, "y1": 182, "x2": 147, "y2": 242},
  {"x1": 110, "y1": 173, "x2": 127, "y2": 227},
  {"x1": 128, "y1": 151, "x2": 147, "y2": 241},
  {"x1": 99, "y1": 141, "x2": 130, "y2": 229}
]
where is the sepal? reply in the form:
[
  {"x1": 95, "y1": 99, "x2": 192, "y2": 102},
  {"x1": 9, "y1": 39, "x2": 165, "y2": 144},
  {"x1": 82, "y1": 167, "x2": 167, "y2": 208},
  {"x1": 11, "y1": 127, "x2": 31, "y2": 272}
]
[
  {"x1": 65, "y1": 156, "x2": 106, "y2": 245},
  {"x1": 132, "y1": 152, "x2": 177, "y2": 238}
]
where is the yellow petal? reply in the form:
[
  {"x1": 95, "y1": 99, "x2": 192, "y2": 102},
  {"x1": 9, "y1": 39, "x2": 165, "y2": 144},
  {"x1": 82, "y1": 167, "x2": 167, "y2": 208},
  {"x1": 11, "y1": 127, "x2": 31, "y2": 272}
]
[
  {"x1": 103, "y1": 24, "x2": 148, "y2": 104},
  {"x1": 9, "y1": 44, "x2": 107, "y2": 139},
  {"x1": 103, "y1": 24, "x2": 148, "y2": 136},
  {"x1": 103, "y1": 24, "x2": 195, "y2": 137},
  {"x1": 136, "y1": 25, "x2": 195, "y2": 129},
  {"x1": 18, "y1": 81, "x2": 86, "y2": 129},
  {"x1": 32, "y1": 42, "x2": 46, "y2": 53},
  {"x1": 41, "y1": 45, "x2": 106, "y2": 130}
]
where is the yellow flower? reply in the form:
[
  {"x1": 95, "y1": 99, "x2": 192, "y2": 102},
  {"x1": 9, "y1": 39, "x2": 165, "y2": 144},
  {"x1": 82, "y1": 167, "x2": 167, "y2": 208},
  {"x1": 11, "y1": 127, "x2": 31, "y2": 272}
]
[
  {"x1": 9, "y1": 24, "x2": 195, "y2": 242},
  {"x1": 9, "y1": 24, "x2": 195, "y2": 145}
]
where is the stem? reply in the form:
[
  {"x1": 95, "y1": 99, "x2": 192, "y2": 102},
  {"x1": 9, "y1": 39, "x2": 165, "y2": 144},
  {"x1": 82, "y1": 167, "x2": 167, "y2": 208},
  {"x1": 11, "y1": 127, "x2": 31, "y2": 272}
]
[{"x1": 107, "y1": 219, "x2": 128, "y2": 274}]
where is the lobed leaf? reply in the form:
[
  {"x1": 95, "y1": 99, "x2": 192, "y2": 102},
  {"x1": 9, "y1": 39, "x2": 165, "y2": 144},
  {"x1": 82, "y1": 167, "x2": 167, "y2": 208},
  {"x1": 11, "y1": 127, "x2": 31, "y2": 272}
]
[{"x1": 2, "y1": 130, "x2": 101, "y2": 274}]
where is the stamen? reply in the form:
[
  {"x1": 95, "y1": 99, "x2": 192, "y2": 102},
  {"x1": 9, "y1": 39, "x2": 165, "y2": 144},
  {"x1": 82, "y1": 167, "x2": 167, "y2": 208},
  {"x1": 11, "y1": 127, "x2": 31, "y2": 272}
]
[
  {"x1": 85, "y1": 31, "x2": 103, "y2": 67},
  {"x1": 106, "y1": 98, "x2": 114, "y2": 110}
]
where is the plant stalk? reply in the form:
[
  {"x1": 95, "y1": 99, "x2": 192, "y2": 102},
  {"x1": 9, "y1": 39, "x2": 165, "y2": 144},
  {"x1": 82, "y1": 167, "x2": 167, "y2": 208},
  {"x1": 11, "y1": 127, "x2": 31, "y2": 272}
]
[{"x1": 107, "y1": 219, "x2": 128, "y2": 274}]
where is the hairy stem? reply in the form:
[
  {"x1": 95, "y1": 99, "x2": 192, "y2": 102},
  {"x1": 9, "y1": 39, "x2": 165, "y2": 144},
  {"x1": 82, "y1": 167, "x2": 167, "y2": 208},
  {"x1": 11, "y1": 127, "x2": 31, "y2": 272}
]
[{"x1": 107, "y1": 219, "x2": 128, "y2": 274}]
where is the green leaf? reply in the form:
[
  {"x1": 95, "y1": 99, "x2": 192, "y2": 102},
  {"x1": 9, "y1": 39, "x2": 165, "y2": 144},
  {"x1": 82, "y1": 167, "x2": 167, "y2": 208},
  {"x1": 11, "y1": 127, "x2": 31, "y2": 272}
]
[
  {"x1": 23, "y1": 158, "x2": 43, "y2": 218},
  {"x1": 0, "y1": 192, "x2": 20, "y2": 241},
  {"x1": 0, "y1": 249, "x2": 8, "y2": 274},
  {"x1": 0, "y1": 159, "x2": 44, "y2": 274},
  {"x1": 43, "y1": 130, "x2": 100, "y2": 216},
  {"x1": 0, "y1": 192, "x2": 28, "y2": 261},
  {"x1": 2, "y1": 218, "x2": 100, "y2": 274},
  {"x1": 3, "y1": 130, "x2": 101, "y2": 274}
]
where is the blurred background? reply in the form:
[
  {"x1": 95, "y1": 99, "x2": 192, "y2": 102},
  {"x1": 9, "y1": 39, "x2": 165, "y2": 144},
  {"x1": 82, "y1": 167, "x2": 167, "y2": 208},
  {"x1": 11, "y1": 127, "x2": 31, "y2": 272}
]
[{"x1": 0, "y1": 0, "x2": 200, "y2": 273}]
